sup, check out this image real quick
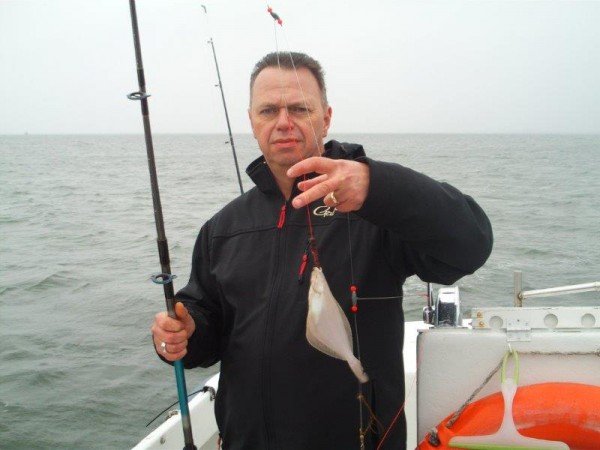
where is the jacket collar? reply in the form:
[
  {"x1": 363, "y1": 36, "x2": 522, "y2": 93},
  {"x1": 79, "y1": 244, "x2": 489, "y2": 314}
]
[{"x1": 246, "y1": 140, "x2": 366, "y2": 195}]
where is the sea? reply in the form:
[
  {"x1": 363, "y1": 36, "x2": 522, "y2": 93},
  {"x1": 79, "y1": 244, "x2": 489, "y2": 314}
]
[{"x1": 1, "y1": 134, "x2": 599, "y2": 449}]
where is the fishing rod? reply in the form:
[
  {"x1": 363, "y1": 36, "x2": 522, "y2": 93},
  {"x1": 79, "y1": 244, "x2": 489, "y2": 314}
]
[
  {"x1": 126, "y1": 1, "x2": 196, "y2": 449},
  {"x1": 201, "y1": 4, "x2": 244, "y2": 195}
]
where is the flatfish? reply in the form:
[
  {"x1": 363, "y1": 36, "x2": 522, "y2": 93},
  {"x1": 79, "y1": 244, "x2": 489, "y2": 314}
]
[{"x1": 306, "y1": 267, "x2": 369, "y2": 383}]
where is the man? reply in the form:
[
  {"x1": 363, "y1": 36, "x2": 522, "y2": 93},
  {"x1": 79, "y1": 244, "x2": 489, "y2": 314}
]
[{"x1": 151, "y1": 52, "x2": 493, "y2": 449}]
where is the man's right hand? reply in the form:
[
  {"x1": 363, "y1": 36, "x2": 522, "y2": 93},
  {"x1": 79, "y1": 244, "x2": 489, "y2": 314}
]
[{"x1": 151, "y1": 302, "x2": 196, "y2": 362}]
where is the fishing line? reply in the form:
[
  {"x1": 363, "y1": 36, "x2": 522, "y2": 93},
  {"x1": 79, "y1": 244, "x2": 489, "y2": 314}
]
[
  {"x1": 346, "y1": 213, "x2": 368, "y2": 445},
  {"x1": 376, "y1": 341, "x2": 423, "y2": 450},
  {"x1": 267, "y1": 5, "x2": 373, "y2": 445},
  {"x1": 339, "y1": 169, "x2": 407, "y2": 447},
  {"x1": 270, "y1": 7, "x2": 441, "y2": 445},
  {"x1": 268, "y1": 4, "x2": 324, "y2": 156},
  {"x1": 146, "y1": 388, "x2": 205, "y2": 427},
  {"x1": 376, "y1": 376, "x2": 418, "y2": 449},
  {"x1": 281, "y1": 30, "x2": 324, "y2": 157},
  {"x1": 266, "y1": 5, "x2": 320, "y2": 262}
]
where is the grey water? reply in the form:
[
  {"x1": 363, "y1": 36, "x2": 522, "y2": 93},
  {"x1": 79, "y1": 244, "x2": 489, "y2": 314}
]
[{"x1": 1, "y1": 134, "x2": 599, "y2": 449}]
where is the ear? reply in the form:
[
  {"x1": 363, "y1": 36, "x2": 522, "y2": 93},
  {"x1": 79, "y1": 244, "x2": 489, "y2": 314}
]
[{"x1": 322, "y1": 106, "x2": 332, "y2": 137}]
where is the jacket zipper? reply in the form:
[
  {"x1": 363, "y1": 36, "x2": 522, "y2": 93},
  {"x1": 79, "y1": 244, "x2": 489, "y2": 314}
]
[{"x1": 262, "y1": 200, "x2": 289, "y2": 449}]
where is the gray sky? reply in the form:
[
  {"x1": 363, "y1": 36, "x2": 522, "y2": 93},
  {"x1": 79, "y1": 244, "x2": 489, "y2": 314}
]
[{"x1": 1, "y1": 0, "x2": 599, "y2": 134}]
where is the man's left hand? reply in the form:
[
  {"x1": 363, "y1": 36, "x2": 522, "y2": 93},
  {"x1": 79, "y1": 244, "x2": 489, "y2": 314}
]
[{"x1": 287, "y1": 157, "x2": 370, "y2": 213}]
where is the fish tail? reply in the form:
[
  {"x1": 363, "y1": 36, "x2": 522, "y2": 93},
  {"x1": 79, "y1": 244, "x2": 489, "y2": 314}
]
[{"x1": 347, "y1": 357, "x2": 369, "y2": 384}]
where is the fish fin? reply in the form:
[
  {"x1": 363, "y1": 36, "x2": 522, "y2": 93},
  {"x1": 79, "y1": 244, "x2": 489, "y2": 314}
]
[{"x1": 335, "y1": 296, "x2": 354, "y2": 350}]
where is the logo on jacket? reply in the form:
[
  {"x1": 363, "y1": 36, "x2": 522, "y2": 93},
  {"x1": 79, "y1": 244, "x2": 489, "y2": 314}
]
[{"x1": 313, "y1": 206, "x2": 337, "y2": 217}]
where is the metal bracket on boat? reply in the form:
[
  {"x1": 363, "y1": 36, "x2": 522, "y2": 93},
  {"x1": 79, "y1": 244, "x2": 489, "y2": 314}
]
[
  {"x1": 423, "y1": 285, "x2": 462, "y2": 327},
  {"x1": 202, "y1": 385, "x2": 216, "y2": 401},
  {"x1": 506, "y1": 317, "x2": 532, "y2": 342}
]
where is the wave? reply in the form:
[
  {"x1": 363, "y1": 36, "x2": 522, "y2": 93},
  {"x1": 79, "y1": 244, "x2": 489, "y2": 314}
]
[
  {"x1": 70, "y1": 282, "x2": 91, "y2": 293},
  {"x1": 25, "y1": 272, "x2": 79, "y2": 292},
  {"x1": 0, "y1": 285, "x2": 18, "y2": 296}
]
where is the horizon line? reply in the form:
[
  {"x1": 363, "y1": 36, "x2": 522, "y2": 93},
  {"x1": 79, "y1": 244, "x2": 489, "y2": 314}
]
[{"x1": 2, "y1": 131, "x2": 600, "y2": 137}]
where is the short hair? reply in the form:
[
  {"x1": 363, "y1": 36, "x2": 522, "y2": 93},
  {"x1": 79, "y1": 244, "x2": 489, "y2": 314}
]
[{"x1": 249, "y1": 52, "x2": 328, "y2": 106}]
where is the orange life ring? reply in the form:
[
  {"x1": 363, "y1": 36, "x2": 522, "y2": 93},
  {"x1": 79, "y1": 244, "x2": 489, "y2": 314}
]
[{"x1": 417, "y1": 382, "x2": 600, "y2": 450}]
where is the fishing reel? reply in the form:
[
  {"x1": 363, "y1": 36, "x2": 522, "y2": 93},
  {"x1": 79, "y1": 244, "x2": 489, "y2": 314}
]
[{"x1": 423, "y1": 285, "x2": 462, "y2": 327}]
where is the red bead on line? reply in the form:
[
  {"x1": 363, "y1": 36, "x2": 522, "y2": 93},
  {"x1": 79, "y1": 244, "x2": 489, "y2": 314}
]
[
  {"x1": 351, "y1": 305, "x2": 358, "y2": 313},
  {"x1": 350, "y1": 285, "x2": 357, "y2": 293}
]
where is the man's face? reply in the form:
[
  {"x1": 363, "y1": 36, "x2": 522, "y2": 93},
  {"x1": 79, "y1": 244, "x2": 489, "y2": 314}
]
[{"x1": 249, "y1": 67, "x2": 332, "y2": 176}]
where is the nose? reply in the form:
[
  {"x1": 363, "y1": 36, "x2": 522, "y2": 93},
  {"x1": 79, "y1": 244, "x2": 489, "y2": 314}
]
[{"x1": 275, "y1": 107, "x2": 294, "y2": 131}]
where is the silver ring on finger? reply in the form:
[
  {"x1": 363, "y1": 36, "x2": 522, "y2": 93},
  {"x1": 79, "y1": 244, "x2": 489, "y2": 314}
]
[
  {"x1": 160, "y1": 341, "x2": 167, "y2": 354},
  {"x1": 327, "y1": 191, "x2": 339, "y2": 206}
]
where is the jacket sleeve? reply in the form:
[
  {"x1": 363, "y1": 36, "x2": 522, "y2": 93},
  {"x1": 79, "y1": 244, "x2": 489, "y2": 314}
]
[
  {"x1": 163, "y1": 221, "x2": 223, "y2": 369},
  {"x1": 355, "y1": 158, "x2": 493, "y2": 285}
]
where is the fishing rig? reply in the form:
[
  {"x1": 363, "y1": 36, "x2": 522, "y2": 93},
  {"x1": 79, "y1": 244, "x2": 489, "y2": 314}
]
[{"x1": 263, "y1": 6, "x2": 400, "y2": 449}]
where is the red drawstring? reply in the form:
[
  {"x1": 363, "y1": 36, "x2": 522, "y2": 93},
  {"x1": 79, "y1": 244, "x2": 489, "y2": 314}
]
[
  {"x1": 297, "y1": 253, "x2": 308, "y2": 283},
  {"x1": 277, "y1": 203, "x2": 286, "y2": 229}
]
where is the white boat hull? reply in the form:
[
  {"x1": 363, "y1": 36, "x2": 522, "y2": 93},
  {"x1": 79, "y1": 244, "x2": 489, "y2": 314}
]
[{"x1": 135, "y1": 306, "x2": 600, "y2": 449}]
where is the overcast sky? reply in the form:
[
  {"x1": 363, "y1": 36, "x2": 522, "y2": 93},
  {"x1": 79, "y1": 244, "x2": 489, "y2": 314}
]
[{"x1": 1, "y1": 0, "x2": 599, "y2": 134}]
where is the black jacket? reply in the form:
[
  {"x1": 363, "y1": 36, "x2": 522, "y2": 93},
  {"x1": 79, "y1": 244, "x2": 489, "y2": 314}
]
[{"x1": 173, "y1": 140, "x2": 493, "y2": 449}]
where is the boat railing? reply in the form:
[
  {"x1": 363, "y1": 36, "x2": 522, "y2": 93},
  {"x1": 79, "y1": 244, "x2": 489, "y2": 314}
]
[{"x1": 513, "y1": 270, "x2": 600, "y2": 307}]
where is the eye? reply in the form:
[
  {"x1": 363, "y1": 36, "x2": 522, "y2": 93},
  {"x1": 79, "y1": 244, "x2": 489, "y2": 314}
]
[
  {"x1": 259, "y1": 106, "x2": 278, "y2": 116},
  {"x1": 288, "y1": 105, "x2": 310, "y2": 115}
]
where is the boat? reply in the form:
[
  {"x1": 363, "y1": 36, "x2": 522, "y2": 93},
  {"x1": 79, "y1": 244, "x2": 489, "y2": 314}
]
[{"x1": 134, "y1": 272, "x2": 600, "y2": 449}]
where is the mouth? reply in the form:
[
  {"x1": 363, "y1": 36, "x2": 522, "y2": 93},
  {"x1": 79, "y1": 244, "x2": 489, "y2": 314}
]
[{"x1": 272, "y1": 138, "x2": 301, "y2": 149}]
